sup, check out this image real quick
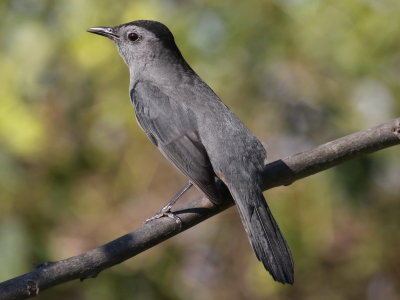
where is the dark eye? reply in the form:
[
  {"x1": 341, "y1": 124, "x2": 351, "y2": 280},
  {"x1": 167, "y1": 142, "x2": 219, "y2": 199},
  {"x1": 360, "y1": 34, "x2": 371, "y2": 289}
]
[{"x1": 127, "y1": 32, "x2": 140, "y2": 42}]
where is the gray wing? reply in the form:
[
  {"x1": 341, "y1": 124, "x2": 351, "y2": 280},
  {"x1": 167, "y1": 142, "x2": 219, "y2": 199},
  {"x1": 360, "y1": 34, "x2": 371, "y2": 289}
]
[{"x1": 131, "y1": 81, "x2": 220, "y2": 203}]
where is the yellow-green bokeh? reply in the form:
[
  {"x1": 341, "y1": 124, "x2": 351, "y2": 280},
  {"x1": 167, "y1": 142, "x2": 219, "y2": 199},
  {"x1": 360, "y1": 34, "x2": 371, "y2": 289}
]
[{"x1": 0, "y1": 0, "x2": 399, "y2": 299}]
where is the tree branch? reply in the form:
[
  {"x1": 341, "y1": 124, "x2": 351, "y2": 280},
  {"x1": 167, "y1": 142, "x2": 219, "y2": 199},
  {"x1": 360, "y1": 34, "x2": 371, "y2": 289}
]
[{"x1": 1, "y1": 118, "x2": 399, "y2": 300}]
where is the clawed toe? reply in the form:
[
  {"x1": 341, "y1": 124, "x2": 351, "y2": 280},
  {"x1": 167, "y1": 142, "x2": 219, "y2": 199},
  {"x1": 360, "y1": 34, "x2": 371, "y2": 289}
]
[
  {"x1": 144, "y1": 182, "x2": 192, "y2": 228},
  {"x1": 145, "y1": 207, "x2": 182, "y2": 227}
]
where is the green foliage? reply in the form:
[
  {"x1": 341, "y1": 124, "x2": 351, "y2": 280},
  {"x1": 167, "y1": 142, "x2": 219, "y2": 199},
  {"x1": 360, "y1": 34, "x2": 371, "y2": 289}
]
[{"x1": 0, "y1": 0, "x2": 399, "y2": 299}]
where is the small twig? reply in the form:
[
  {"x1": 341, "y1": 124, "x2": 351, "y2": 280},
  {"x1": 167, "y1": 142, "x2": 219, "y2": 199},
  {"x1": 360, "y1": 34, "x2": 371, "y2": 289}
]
[{"x1": 0, "y1": 118, "x2": 399, "y2": 300}]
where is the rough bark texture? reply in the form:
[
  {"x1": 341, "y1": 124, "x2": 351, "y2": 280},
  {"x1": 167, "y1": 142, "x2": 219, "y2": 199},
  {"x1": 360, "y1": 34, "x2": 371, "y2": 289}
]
[{"x1": 0, "y1": 118, "x2": 399, "y2": 300}]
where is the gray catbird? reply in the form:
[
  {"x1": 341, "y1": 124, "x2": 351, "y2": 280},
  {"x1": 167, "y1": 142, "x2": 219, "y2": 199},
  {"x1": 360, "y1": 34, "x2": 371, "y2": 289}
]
[{"x1": 88, "y1": 20, "x2": 294, "y2": 284}]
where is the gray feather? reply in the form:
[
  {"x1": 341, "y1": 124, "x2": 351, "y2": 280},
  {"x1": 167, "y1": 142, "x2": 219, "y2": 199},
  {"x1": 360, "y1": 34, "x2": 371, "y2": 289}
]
[
  {"x1": 225, "y1": 176, "x2": 294, "y2": 284},
  {"x1": 90, "y1": 19, "x2": 295, "y2": 284}
]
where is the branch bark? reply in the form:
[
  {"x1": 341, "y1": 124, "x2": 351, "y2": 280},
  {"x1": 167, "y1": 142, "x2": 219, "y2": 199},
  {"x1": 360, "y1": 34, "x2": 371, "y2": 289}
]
[{"x1": 1, "y1": 118, "x2": 399, "y2": 300}]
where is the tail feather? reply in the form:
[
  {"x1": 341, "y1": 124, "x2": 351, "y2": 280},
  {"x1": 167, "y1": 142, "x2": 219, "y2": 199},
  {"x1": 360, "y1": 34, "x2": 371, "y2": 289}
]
[{"x1": 229, "y1": 185, "x2": 294, "y2": 284}]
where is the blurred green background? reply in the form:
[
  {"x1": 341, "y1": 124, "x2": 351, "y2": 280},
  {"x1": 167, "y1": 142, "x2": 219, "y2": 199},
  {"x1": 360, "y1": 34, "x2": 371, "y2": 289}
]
[{"x1": 1, "y1": 0, "x2": 399, "y2": 299}]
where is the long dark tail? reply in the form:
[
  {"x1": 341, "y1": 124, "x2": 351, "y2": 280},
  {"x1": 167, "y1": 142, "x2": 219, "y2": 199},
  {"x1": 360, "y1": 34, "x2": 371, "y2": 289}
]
[{"x1": 228, "y1": 183, "x2": 294, "y2": 284}]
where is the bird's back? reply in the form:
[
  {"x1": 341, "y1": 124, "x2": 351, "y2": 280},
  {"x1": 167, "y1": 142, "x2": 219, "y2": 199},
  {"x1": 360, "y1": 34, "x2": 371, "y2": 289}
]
[{"x1": 167, "y1": 76, "x2": 267, "y2": 178}]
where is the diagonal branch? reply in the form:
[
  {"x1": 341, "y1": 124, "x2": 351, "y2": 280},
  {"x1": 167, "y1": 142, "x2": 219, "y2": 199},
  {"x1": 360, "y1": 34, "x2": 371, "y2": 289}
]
[{"x1": 0, "y1": 118, "x2": 399, "y2": 300}]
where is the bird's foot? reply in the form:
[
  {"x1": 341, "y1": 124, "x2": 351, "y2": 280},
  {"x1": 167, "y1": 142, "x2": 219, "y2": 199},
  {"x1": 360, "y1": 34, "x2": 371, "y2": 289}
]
[
  {"x1": 145, "y1": 205, "x2": 182, "y2": 226},
  {"x1": 144, "y1": 182, "x2": 193, "y2": 228}
]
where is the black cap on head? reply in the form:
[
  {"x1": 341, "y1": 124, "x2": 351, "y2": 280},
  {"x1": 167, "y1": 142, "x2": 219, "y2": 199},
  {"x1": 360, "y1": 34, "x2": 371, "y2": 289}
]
[{"x1": 118, "y1": 20, "x2": 175, "y2": 42}]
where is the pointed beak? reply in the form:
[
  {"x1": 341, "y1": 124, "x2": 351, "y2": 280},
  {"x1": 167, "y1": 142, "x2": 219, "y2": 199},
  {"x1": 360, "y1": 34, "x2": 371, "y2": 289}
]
[{"x1": 87, "y1": 27, "x2": 119, "y2": 39}]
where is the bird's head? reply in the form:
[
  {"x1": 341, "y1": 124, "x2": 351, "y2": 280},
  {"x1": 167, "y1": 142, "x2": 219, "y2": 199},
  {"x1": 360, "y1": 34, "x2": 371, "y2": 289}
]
[{"x1": 88, "y1": 20, "x2": 182, "y2": 70}]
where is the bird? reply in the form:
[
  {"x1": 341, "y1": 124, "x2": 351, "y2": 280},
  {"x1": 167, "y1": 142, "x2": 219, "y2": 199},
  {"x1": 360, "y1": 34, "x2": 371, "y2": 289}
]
[{"x1": 87, "y1": 20, "x2": 294, "y2": 284}]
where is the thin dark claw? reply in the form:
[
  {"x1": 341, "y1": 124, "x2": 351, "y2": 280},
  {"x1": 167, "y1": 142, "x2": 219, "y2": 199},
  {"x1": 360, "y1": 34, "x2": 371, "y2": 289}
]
[
  {"x1": 144, "y1": 207, "x2": 182, "y2": 230},
  {"x1": 144, "y1": 182, "x2": 192, "y2": 227},
  {"x1": 165, "y1": 212, "x2": 182, "y2": 226},
  {"x1": 145, "y1": 206, "x2": 175, "y2": 222}
]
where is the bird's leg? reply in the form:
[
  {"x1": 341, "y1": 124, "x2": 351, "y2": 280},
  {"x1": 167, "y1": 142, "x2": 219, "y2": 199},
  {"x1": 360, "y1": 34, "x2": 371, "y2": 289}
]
[{"x1": 145, "y1": 182, "x2": 193, "y2": 224}]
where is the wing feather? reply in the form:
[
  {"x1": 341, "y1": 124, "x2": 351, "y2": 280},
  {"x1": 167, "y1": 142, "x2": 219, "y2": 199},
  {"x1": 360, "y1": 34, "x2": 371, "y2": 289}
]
[{"x1": 131, "y1": 81, "x2": 220, "y2": 202}]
